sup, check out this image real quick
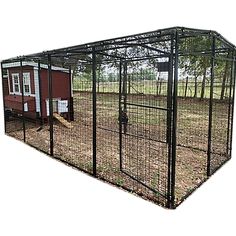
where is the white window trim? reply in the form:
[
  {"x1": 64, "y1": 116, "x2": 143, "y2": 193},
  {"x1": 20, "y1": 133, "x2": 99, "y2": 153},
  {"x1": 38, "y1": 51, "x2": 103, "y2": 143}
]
[
  {"x1": 10, "y1": 72, "x2": 35, "y2": 97},
  {"x1": 23, "y1": 72, "x2": 31, "y2": 95},
  {"x1": 12, "y1": 73, "x2": 21, "y2": 95}
]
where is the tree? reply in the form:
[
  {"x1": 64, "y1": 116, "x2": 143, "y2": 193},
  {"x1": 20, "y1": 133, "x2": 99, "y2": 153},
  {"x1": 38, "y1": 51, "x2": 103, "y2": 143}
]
[{"x1": 179, "y1": 36, "x2": 212, "y2": 98}]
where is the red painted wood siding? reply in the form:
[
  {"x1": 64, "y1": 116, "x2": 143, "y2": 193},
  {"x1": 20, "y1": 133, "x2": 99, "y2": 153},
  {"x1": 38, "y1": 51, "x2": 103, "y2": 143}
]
[
  {"x1": 4, "y1": 95, "x2": 36, "y2": 119},
  {"x1": 2, "y1": 77, "x2": 9, "y2": 96},
  {"x1": 40, "y1": 69, "x2": 70, "y2": 118}
]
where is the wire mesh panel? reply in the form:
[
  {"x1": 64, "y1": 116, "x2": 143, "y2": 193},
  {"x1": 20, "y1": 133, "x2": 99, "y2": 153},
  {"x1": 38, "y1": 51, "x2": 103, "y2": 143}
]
[
  {"x1": 175, "y1": 53, "x2": 211, "y2": 205},
  {"x1": 24, "y1": 63, "x2": 50, "y2": 154},
  {"x1": 120, "y1": 58, "x2": 170, "y2": 200},
  {"x1": 96, "y1": 62, "x2": 120, "y2": 181},
  {"x1": 2, "y1": 62, "x2": 24, "y2": 141},
  {"x1": 52, "y1": 58, "x2": 93, "y2": 173},
  {"x1": 209, "y1": 57, "x2": 233, "y2": 174}
]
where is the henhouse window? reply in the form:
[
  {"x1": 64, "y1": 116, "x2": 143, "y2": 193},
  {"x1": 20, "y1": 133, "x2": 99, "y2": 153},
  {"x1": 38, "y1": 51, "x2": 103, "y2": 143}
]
[
  {"x1": 23, "y1": 73, "x2": 31, "y2": 94},
  {"x1": 12, "y1": 73, "x2": 20, "y2": 94}
]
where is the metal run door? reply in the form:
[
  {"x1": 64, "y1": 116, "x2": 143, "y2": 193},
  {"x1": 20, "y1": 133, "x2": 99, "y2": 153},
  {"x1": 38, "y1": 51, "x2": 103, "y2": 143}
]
[{"x1": 119, "y1": 58, "x2": 172, "y2": 198}]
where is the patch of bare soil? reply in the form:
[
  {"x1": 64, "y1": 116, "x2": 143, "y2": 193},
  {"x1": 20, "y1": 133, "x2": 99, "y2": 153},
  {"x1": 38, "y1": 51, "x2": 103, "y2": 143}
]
[{"x1": 5, "y1": 94, "x2": 230, "y2": 207}]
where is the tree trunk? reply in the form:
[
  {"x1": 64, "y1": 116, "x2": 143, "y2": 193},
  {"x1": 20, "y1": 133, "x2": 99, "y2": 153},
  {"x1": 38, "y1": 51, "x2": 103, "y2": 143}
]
[
  {"x1": 220, "y1": 62, "x2": 229, "y2": 100},
  {"x1": 200, "y1": 67, "x2": 207, "y2": 99},
  {"x1": 97, "y1": 64, "x2": 102, "y2": 93},
  {"x1": 156, "y1": 76, "x2": 160, "y2": 96},
  {"x1": 194, "y1": 76, "x2": 198, "y2": 98},
  {"x1": 185, "y1": 76, "x2": 189, "y2": 97}
]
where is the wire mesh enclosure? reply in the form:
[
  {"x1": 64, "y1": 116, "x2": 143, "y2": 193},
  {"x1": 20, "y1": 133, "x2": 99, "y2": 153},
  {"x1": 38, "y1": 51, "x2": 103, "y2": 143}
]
[{"x1": 1, "y1": 27, "x2": 235, "y2": 208}]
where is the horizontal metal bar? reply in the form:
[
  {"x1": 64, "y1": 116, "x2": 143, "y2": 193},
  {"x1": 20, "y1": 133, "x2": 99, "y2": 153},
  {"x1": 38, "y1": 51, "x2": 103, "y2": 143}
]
[
  {"x1": 125, "y1": 54, "x2": 170, "y2": 62},
  {"x1": 174, "y1": 154, "x2": 232, "y2": 208},
  {"x1": 123, "y1": 130, "x2": 167, "y2": 144},
  {"x1": 97, "y1": 126, "x2": 119, "y2": 134},
  {"x1": 96, "y1": 51, "x2": 124, "y2": 59},
  {"x1": 173, "y1": 177, "x2": 208, "y2": 208},
  {"x1": 117, "y1": 42, "x2": 169, "y2": 54},
  {"x1": 215, "y1": 34, "x2": 236, "y2": 50},
  {"x1": 214, "y1": 56, "x2": 236, "y2": 62},
  {"x1": 139, "y1": 44, "x2": 170, "y2": 54},
  {"x1": 123, "y1": 102, "x2": 169, "y2": 111},
  {"x1": 178, "y1": 26, "x2": 212, "y2": 33},
  {"x1": 179, "y1": 47, "x2": 231, "y2": 55},
  {"x1": 176, "y1": 143, "x2": 229, "y2": 158},
  {"x1": 121, "y1": 169, "x2": 168, "y2": 199}
]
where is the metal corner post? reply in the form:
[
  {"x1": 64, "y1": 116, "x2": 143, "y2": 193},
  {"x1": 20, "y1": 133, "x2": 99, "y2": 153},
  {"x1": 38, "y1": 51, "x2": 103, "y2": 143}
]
[
  {"x1": 226, "y1": 53, "x2": 234, "y2": 156},
  {"x1": 207, "y1": 35, "x2": 216, "y2": 177},
  {"x1": 20, "y1": 59, "x2": 26, "y2": 142},
  {"x1": 123, "y1": 61, "x2": 128, "y2": 134},
  {"x1": 166, "y1": 33, "x2": 174, "y2": 208},
  {"x1": 1, "y1": 62, "x2": 7, "y2": 133},
  {"x1": 68, "y1": 65, "x2": 74, "y2": 121},
  {"x1": 170, "y1": 30, "x2": 179, "y2": 208},
  {"x1": 37, "y1": 60, "x2": 43, "y2": 126},
  {"x1": 229, "y1": 56, "x2": 236, "y2": 157},
  {"x1": 48, "y1": 54, "x2": 54, "y2": 156},
  {"x1": 119, "y1": 59, "x2": 123, "y2": 171},
  {"x1": 92, "y1": 47, "x2": 97, "y2": 176}
]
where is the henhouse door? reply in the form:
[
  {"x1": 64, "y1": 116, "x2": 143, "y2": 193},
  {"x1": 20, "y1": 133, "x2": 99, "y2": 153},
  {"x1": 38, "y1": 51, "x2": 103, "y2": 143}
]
[{"x1": 119, "y1": 58, "x2": 171, "y2": 197}]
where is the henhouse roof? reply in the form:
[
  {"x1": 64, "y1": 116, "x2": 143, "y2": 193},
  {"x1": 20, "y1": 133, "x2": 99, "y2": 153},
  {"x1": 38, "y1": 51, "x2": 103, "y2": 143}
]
[{"x1": 2, "y1": 61, "x2": 69, "y2": 72}]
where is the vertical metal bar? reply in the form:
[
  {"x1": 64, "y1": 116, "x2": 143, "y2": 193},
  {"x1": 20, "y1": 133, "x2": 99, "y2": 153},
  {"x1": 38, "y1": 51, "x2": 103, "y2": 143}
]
[
  {"x1": 48, "y1": 54, "x2": 54, "y2": 156},
  {"x1": 226, "y1": 56, "x2": 234, "y2": 156},
  {"x1": 38, "y1": 61, "x2": 43, "y2": 126},
  {"x1": 92, "y1": 47, "x2": 97, "y2": 176},
  {"x1": 20, "y1": 59, "x2": 26, "y2": 142},
  {"x1": 68, "y1": 65, "x2": 74, "y2": 121},
  {"x1": 170, "y1": 30, "x2": 179, "y2": 208},
  {"x1": 207, "y1": 35, "x2": 216, "y2": 177},
  {"x1": 123, "y1": 61, "x2": 128, "y2": 134},
  {"x1": 166, "y1": 33, "x2": 174, "y2": 208},
  {"x1": 1, "y1": 62, "x2": 7, "y2": 134},
  {"x1": 128, "y1": 74, "x2": 131, "y2": 94},
  {"x1": 119, "y1": 59, "x2": 123, "y2": 170},
  {"x1": 229, "y1": 59, "x2": 236, "y2": 157}
]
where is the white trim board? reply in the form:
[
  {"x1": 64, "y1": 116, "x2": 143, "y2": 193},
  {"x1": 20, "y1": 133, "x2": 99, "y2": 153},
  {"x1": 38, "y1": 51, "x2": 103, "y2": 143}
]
[
  {"x1": 9, "y1": 92, "x2": 36, "y2": 97},
  {"x1": 33, "y1": 68, "x2": 41, "y2": 113},
  {"x1": 7, "y1": 69, "x2": 10, "y2": 94},
  {"x1": 2, "y1": 61, "x2": 70, "y2": 73}
]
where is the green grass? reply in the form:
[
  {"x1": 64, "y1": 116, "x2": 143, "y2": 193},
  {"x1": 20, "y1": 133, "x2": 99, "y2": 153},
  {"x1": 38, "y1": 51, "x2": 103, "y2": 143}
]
[{"x1": 73, "y1": 78, "x2": 230, "y2": 100}]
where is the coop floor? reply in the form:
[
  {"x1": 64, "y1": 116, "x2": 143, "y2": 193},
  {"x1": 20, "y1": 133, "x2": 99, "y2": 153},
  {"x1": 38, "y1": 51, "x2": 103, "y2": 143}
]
[{"x1": 5, "y1": 92, "x2": 230, "y2": 207}]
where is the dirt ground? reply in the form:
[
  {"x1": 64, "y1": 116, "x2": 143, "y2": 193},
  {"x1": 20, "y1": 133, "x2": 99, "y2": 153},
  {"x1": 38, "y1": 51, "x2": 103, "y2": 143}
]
[{"x1": 5, "y1": 92, "x2": 231, "y2": 207}]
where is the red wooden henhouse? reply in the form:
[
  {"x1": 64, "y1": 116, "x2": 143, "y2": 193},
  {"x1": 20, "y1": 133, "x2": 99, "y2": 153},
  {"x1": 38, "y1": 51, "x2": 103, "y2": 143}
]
[{"x1": 3, "y1": 62, "x2": 74, "y2": 122}]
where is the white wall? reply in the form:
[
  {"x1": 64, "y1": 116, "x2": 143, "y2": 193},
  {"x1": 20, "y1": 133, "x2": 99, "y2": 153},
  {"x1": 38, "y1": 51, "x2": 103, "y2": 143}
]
[{"x1": 0, "y1": 1, "x2": 236, "y2": 236}]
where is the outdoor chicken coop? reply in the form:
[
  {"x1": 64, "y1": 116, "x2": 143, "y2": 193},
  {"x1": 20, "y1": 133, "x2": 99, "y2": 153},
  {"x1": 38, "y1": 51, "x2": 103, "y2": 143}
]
[{"x1": 1, "y1": 27, "x2": 235, "y2": 209}]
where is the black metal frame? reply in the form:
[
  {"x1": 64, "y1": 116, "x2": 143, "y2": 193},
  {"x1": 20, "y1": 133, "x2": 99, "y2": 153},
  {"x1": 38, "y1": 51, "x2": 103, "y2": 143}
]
[
  {"x1": 37, "y1": 61, "x2": 44, "y2": 126},
  {"x1": 20, "y1": 59, "x2": 26, "y2": 142},
  {"x1": 1, "y1": 62, "x2": 6, "y2": 133},
  {"x1": 1, "y1": 27, "x2": 236, "y2": 209},
  {"x1": 48, "y1": 54, "x2": 54, "y2": 156},
  {"x1": 207, "y1": 35, "x2": 216, "y2": 176}
]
